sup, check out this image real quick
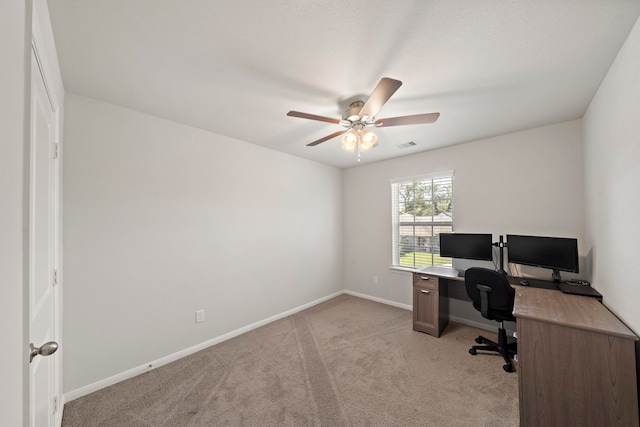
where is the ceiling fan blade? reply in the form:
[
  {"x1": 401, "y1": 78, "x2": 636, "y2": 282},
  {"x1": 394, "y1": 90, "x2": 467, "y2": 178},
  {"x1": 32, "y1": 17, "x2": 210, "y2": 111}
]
[
  {"x1": 375, "y1": 112, "x2": 440, "y2": 127},
  {"x1": 287, "y1": 111, "x2": 341, "y2": 125},
  {"x1": 306, "y1": 130, "x2": 345, "y2": 147},
  {"x1": 358, "y1": 77, "x2": 403, "y2": 120}
]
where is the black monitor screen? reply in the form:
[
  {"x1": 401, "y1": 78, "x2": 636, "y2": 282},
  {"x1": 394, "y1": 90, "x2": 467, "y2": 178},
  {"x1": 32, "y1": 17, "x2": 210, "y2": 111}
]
[
  {"x1": 506, "y1": 235, "x2": 579, "y2": 273},
  {"x1": 439, "y1": 233, "x2": 493, "y2": 261}
]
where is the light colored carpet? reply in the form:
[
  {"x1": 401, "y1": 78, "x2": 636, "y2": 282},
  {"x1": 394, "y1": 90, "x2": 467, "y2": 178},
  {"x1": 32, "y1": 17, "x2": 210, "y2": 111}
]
[{"x1": 61, "y1": 294, "x2": 519, "y2": 426}]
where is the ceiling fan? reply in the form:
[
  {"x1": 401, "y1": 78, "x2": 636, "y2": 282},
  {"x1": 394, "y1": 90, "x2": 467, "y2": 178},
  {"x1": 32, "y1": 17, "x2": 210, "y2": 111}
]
[{"x1": 287, "y1": 77, "x2": 440, "y2": 161}]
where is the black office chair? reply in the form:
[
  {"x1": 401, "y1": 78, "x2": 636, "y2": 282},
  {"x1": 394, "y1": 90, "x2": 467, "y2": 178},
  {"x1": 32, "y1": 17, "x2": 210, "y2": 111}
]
[{"x1": 464, "y1": 267, "x2": 517, "y2": 372}]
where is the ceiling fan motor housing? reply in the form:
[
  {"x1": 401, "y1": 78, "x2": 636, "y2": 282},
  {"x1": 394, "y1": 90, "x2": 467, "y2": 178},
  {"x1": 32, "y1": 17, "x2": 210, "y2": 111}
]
[{"x1": 343, "y1": 101, "x2": 365, "y2": 121}]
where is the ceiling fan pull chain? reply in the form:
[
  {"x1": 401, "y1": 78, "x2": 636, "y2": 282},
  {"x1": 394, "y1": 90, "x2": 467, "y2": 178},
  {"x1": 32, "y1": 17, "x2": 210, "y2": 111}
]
[{"x1": 357, "y1": 129, "x2": 361, "y2": 162}]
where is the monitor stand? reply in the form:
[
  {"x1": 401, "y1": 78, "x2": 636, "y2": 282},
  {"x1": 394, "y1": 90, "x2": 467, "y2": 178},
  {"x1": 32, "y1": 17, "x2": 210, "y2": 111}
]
[
  {"x1": 551, "y1": 269, "x2": 561, "y2": 282},
  {"x1": 494, "y1": 235, "x2": 507, "y2": 275}
]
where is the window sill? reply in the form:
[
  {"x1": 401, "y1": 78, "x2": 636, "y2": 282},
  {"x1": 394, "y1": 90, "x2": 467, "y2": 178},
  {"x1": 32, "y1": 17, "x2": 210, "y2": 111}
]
[{"x1": 389, "y1": 266, "x2": 419, "y2": 274}]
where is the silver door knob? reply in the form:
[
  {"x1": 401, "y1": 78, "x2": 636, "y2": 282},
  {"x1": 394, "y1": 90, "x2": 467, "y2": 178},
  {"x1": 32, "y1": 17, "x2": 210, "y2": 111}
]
[{"x1": 30, "y1": 341, "x2": 58, "y2": 363}]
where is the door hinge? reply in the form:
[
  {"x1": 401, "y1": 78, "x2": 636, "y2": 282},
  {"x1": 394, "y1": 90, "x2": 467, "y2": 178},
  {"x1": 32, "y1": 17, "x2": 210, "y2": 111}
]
[
  {"x1": 53, "y1": 396, "x2": 58, "y2": 413},
  {"x1": 53, "y1": 142, "x2": 59, "y2": 159},
  {"x1": 53, "y1": 269, "x2": 58, "y2": 287}
]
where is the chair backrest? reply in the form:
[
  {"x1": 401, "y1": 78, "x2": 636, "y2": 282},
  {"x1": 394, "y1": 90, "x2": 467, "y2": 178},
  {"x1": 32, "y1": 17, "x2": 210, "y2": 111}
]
[{"x1": 464, "y1": 267, "x2": 515, "y2": 318}]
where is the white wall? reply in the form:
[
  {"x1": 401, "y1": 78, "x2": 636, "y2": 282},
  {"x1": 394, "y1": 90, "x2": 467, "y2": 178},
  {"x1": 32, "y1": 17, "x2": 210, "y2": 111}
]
[
  {"x1": 583, "y1": 16, "x2": 640, "y2": 334},
  {"x1": 63, "y1": 94, "x2": 343, "y2": 393},
  {"x1": 343, "y1": 120, "x2": 585, "y2": 325},
  {"x1": 0, "y1": 1, "x2": 30, "y2": 425}
]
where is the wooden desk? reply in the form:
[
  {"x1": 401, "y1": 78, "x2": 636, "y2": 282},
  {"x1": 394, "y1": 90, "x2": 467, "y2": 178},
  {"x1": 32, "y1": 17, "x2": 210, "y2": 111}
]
[
  {"x1": 514, "y1": 286, "x2": 639, "y2": 426},
  {"x1": 411, "y1": 267, "x2": 639, "y2": 426}
]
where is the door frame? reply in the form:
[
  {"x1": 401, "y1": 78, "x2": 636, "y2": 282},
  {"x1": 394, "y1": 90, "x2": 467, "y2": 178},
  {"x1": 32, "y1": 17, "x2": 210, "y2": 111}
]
[{"x1": 31, "y1": 1, "x2": 64, "y2": 425}]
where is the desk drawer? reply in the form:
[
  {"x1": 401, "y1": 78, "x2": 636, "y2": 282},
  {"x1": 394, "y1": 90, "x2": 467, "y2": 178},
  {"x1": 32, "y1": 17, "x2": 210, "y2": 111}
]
[
  {"x1": 413, "y1": 273, "x2": 438, "y2": 291},
  {"x1": 412, "y1": 272, "x2": 448, "y2": 337}
]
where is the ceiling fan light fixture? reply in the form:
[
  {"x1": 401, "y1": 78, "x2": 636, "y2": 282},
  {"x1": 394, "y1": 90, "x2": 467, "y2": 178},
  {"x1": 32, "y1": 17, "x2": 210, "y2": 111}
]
[
  {"x1": 341, "y1": 127, "x2": 377, "y2": 153},
  {"x1": 341, "y1": 129, "x2": 357, "y2": 152},
  {"x1": 359, "y1": 129, "x2": 377, "y2": 151}
]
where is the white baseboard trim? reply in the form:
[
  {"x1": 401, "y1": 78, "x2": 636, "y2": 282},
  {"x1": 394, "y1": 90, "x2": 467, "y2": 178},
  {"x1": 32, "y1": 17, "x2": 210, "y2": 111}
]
[
  {"x1": 341, "y1": 292, "x2": 500, "y2": 334},
  {"x1": 344, "y1": 290, "x2": 413, "y2": 311},
  {"x1": 448, "y1": 315, "x2": 497, "y2": 332},
  {"x1": 64, "y1": 290, "x2": 344, "y2": 403}
]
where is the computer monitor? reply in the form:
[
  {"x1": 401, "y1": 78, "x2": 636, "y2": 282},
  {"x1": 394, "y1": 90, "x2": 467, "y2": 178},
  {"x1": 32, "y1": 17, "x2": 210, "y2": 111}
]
[
  {"x1": 439, "y1": 233, "x2": 493, "y2": 261},
  {"x1": 506, "y1": 234, "x2": 579, "y2": 282}
]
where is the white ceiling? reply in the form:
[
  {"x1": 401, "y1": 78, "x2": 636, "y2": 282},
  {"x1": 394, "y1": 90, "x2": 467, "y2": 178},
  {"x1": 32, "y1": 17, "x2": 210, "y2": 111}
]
[{"x1": 47, "y1": 0, "x2": 640, "y2": 169}]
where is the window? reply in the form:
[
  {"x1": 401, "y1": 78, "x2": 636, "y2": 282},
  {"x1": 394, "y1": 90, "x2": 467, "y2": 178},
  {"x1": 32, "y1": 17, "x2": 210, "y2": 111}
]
[{"x1": 391, "y1": 173, "x2": 453, "y2": 269}]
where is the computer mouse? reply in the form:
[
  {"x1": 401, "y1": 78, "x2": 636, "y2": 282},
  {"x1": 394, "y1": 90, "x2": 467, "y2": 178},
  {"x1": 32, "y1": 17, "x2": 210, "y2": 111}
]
[{"x1": 520, "y1": 280, "x2": 529, "y2": 286}]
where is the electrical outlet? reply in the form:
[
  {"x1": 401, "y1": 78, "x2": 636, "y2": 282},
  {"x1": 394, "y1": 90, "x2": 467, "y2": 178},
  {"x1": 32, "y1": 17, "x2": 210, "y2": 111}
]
[
  {"x1": 373, "y1": 276, "x2": 379, "y2": 285},
  {"x1": 195, "y1": 309, "x2": 205, "y2": 323}
]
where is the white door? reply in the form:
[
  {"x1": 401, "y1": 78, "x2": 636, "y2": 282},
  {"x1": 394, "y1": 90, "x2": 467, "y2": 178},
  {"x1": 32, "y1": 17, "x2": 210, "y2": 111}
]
[{"x1": 29, "y1": 48, "x2": 59, "y2": 427}]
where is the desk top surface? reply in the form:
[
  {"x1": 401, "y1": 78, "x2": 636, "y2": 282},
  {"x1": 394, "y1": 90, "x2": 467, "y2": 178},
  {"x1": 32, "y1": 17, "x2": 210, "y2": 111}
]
[
  {"x1": 415, "y1": 265, "x2": 465, "y2": 281},
  {"x1": 514, "y1": 286, "x2": 637, "y2": 340},
  {"x1": 416, "y1": 266, "x2": 637, "y2": 340},
  {"x1": 416, "y1": 266, "x2": 558, "y2": 289}
]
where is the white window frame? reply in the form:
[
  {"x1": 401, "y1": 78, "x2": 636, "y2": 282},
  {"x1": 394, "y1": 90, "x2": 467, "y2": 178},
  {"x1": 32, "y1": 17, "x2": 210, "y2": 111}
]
[{"x1": 391, "y1": 172, "x2": 454, "y2": 269}]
